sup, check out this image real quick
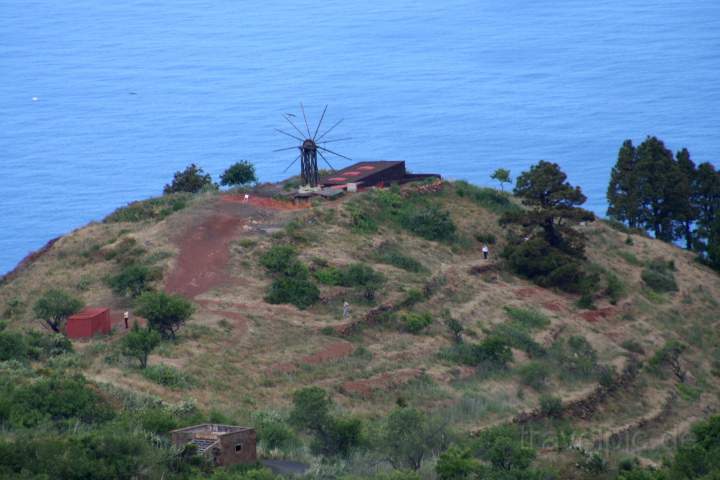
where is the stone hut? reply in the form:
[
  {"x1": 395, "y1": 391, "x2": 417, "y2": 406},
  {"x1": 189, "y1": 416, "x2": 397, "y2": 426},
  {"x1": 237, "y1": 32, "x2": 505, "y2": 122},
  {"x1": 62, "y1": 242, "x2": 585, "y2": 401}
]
[{"x1": 171, "y1": 424, "x2": 257, "y2": 466}]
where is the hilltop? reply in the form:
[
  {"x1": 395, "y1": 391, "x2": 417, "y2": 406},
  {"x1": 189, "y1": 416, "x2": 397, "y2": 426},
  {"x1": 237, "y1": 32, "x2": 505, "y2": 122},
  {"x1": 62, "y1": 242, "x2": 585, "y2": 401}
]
[{"x1": 1, "y1": 177, "x2": 719, "y2": 479}]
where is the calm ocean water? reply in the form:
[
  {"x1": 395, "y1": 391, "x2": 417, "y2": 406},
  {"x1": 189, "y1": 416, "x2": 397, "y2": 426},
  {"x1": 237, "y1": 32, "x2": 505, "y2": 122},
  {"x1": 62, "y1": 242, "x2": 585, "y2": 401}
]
[{"x1": 1, "y1": 0, "x2": 719, "y2": 274}]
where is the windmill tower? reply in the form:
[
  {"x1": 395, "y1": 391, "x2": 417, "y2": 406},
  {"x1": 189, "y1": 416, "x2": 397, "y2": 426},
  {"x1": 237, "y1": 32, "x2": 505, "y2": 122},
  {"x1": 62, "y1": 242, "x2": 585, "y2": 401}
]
[{"x1": 275, "y1": 104, "x2": 352, "y2": 188}]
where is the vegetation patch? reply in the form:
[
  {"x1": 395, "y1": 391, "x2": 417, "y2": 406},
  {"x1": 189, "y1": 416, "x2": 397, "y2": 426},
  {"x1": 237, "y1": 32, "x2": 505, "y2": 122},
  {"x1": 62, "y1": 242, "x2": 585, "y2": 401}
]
[
  {"x1": 642, "y1": 259, "x2": 678, "y2": 293},
  {"x1": 105, "y1": 193, "x2": 190, "y2": 223},
  {"x1": 141, "y1": 364, "x2": 196, "y2": 389},
  {"x1": 372, "y1": 242, "x2": 426, "y2": 272}
]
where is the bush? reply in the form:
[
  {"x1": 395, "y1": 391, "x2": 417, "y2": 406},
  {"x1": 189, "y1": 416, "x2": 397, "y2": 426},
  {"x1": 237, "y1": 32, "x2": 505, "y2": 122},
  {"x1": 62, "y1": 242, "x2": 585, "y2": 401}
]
[
  {"x1": 141, "y1": 364, "x2": 195, "y2": 389},
  {"x1": 0, "y1": 332, "x2": 27, "y2": 362},
  {"x1": 265, "y1": 276, "x2": 319, "y2": 310},
  {"x1": 5, "y1": 375, "x2": 114, "y2": 427},
  {"x1": 139, "y1": 408, "x2": 179, "y2": 434},
  {"x1": 642, "y1": 261, "x2": 678, "y2": 293},
  {"x1": 504, "y1": 306, "x2": 550, "y2": 330},
  {"x1": 314, "y1": 266, "x2": 343, "y2": 285},
  {"x1": 453, "y1": 181, "x2": 520, "y2": 215},
  {"x1": 399, "y1": 204, "x2": 456, "y2": 242},
  {"x1": 163, "y1": 164, "x2": 214, "y2": 194},
  {"x1": 259, "y1": 245, "x2": 299, "y2": 274},
  {"x1": 373, "y1": 242, "x2": 426, "y2": 272},
  {"x1": 220, "y1": 161, "x2": 257, "y2": 187},
  {"x1": 402, "y1": 312, "x2": 433, "y2": 334},
  {"x1": 539, "y1": 395, "x2": 563, "y2": 418},
  {"x1": 254, "y1": 412, "x2": 295, "y2": 451},
  {"x1": 448, "y1": 337, "x2": 513, "y2": 370},
  {"x1": 108, "y1": 263, "x2": 161, "y2": 298},
  {"x1": 475, "y1": 233, "x2": 497, "y2": 245},
  {"x1": 517, "y1": 362, "x2": 550, "y2": 390},
  {"x1": 25, "y1": 331, "x2": 73, "y2": 359},
  {"x1": 103, "y1": 237, "x2": 146, "y2": 265},
  {"x1": 105, "y1": 194, "x2": 189, "y2": 223},
  {"x1": 605, "y1": 272, "x2": 626, "y2": 304},
  {"x1": 134, "y1": 291, "x2": 195, "y2": 339}
]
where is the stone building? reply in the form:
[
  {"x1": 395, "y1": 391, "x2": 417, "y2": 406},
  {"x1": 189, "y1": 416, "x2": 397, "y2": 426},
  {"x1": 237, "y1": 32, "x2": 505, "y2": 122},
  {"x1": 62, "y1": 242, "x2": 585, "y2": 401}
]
[{"x1": 171, "y1": 424, "x2": 257, "y2": 466}]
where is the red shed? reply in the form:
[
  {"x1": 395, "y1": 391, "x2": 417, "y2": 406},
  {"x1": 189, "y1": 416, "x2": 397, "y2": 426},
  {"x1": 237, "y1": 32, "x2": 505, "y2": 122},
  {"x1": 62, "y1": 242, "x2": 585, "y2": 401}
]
[{"x1": 66, "y1": 307, "x2": 111, "y2": 339}]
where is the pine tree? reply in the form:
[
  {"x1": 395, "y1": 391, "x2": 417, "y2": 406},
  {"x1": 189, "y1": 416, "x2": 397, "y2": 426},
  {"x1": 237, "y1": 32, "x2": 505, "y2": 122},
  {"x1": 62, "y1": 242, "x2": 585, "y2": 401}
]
[
  {"x1": 694, "y1": 162, "x2": 720, "y2": 258},
  {"x1": 635, "y1": 137, "x2": 677, "y2": 241},
  {"x1": 607, "y1": 140, "x2": 642, "y2": 228},
  {"x1": 673, "y1": 148, "x2": 697, "y2": 249}
]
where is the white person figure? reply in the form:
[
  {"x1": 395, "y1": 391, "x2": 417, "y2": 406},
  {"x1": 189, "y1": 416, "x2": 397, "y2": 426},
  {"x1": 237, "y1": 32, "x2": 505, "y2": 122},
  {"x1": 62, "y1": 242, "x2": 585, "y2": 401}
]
[
  {"x1": 482, "y1": 244, "x2": 489, "y2": 260},
  {"x1": 343, "y1": 301, "x2": 350, "y2": 320}
]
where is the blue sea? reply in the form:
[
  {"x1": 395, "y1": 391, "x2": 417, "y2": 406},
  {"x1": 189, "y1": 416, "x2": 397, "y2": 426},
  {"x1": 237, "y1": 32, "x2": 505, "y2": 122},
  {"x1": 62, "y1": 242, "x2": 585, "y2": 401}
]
[{"x1": 1, "y1": 0, "x2": 719, "y2": 274}]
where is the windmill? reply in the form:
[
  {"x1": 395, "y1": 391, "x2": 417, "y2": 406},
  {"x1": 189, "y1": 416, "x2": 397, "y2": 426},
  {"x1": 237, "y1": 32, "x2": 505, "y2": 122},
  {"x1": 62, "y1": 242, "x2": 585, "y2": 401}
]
[{"x1": 275, "y1": 104, "x2": 352, "y2": 189}]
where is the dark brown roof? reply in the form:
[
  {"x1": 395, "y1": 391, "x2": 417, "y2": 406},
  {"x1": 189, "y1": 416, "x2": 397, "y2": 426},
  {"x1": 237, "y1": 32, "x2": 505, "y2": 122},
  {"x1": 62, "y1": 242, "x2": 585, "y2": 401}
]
[{"x1": 320, "y1": 161, "x2": 405, "y2": 186}]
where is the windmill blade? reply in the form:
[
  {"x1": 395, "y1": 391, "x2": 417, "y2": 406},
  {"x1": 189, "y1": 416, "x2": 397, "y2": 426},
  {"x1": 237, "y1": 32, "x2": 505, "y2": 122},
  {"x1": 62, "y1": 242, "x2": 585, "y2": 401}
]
[
  {"x1": 316, "y1": 118, "x2": 343, "y2": 141},
  {"x1": 273, "y1": 146, "x2": 299, "y2": 152},
  {"x1": 318, "y1": 150, "x2": 336, "y2": 171},
  {"x1": 283, "y1": 115, "x2": 307, "y2": 138},
  {"x1": 275, "y1": 128, "x2": 303, "y2": 142},
  {"x1": 318, "y1": 137, "x2": 352, "y2": 144},
  {"x1": 318, "y1": 146, "x2": 352, "y2": 161},
  {"x1": 283, "y1": 154, "x2": 301, "y2": 173},
  {"x1": 312, "y1": 104, "x2": 328, "y2": 140},
  {"x1": 300, "y1": 102, "x2": 312, "y2": 137}
]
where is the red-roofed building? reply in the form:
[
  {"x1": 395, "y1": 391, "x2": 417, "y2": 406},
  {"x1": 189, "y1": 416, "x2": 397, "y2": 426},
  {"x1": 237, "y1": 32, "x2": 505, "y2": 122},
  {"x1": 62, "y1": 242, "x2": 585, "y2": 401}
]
[{"x1": 66, "y1": 307, "x2": 111, "y2": 339}]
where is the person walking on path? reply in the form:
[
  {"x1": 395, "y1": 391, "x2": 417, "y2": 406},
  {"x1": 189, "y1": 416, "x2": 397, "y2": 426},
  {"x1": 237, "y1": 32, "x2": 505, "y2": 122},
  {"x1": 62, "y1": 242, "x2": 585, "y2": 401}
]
[
  {"x1": 343, "y1": 301, "x2": 350, "y2": 320},
  {"x1": 123, "y1": 311, "x2": 129, "y2": 329},
  {"x1": 482, "y1": 244, "x2": 489, "y2": 260}
]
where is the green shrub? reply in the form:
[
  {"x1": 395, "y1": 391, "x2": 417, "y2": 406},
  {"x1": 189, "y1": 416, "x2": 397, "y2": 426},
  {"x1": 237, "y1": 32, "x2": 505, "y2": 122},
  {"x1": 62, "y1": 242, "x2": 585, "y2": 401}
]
[
  {"x1": 475, "y1": 233, "x2": 497, "y2": 245},
  {"x1": 346, "y1": 203, "x2": 379, "y2": 234},
  {"x1": 0, "y1": 332, "x2": 27, "y2": 362},
  {"x1": 314, "y1": 266, "x2": 342, "y2": 285},
  {"x1": 491, "y1": 323, "x2": 545, "y2": 358},
  {"x1": 398, "y1": 204, "x2": 456, "y2": 242},
  {"x1": 103, "y1": 237, "x2": 146, "y2": 265},
  {"x1": 539, "y1": 395, "x2": 563, "y2": 418},
  {"x1": 577, "y1": 293, "x2": 595, "y2": 309},
  {"x1": 265, "y1": 276, "x2": 319, "y2": 310},
  {"x1": 141, "y1": 364, "x2": 195, "y2": 389},
  {"x1": 254, "y1": 412, "x2": 296, "y2": 451},
  {"x1": 33, "y1": 289, "x2": 84, "y2": 334},
  {"x1": 105, "y1": 194, "x2": 189, "y2": 223},
  {"x1": 5, "y1": 375, "x2": 114, "y2": 427},
  {"x1": 139, "y1": 408, "x2": 179, "y2": 434},
  {"x1": 517, "y1": 362, "x2": 550, "y2": 390},
  {"x1": 605, "y1": 272, "x2": 626, "y2": 304},
  {"x1": 504, "y1": 306, "x2": 550, "y2": 330},
  {"x1": 373, "y1": 242, "x2": 426, "y2": 272},
  {"x1": 446, "y1": 337, "x2": 513, "y2": 369},
  {"x1": 617, "y1": 250, "x2": 643, "y2": 266},
  {"x1": 108, "y1": 263, "x2": 161, "y2": 298},
  {"x1": 259, "y1": 245, "x2": 299, "y2": 274},
  {"x1": 621, "y1": 339, "x2": 645, "y2": 355},
  {"x1": 453, "y1": 181, "x2": 520, "y2": 215},
  {"x1": 402, "y1": 312, "x2": 433, "y2": 334},
  {"x1": 648, "y1": 340, "x2": 685, "y2": 372},
  {"x1": 641, "y1": 261, "x2": 678, "y2": 293}
]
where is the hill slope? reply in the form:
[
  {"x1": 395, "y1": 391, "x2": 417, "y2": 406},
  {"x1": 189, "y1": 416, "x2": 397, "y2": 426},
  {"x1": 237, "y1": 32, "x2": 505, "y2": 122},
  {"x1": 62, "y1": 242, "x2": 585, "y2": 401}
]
[{"x1": 1, "y1": 181, "x2": 719, "y2": 475}]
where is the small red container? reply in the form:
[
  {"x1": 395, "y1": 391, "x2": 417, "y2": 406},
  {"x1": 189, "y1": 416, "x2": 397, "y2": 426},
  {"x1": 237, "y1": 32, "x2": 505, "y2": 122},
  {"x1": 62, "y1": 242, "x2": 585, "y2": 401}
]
[{"x1": 66, "y1": 307, "x2": 111, "y2": 339}]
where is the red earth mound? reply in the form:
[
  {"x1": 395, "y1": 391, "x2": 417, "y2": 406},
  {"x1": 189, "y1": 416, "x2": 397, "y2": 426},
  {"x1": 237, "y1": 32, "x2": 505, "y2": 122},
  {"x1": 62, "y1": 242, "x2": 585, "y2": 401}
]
[
  {"x1": 581, "y1": 307, "x2": 617, "y2": 322},
  {"x1": 221, "y1": 195, "x2": 307, "y2": 210},
  {"x1": 301, "y1": 341, "x2": 354, "y2": 365},
  {"x1": 341, "y1": 369, "x2": 422, "y2": 397}
]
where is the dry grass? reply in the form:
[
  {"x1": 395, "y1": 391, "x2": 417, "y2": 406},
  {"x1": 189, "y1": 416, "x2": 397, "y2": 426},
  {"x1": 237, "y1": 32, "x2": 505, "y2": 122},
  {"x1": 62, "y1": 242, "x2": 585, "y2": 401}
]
[{"x1": 2, "y1": 183, "x2": 719, "y2": 466}]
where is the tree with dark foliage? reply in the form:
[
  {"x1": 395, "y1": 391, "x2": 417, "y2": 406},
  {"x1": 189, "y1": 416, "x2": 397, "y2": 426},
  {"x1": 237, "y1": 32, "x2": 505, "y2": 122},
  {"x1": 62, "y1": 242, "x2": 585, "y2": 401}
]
[
  {"x1": 33, "y1": 289, "x2": 84, "y2": 333},
  {"x1": 163, "y1": 164, "x2": 213, "y2": 194}
]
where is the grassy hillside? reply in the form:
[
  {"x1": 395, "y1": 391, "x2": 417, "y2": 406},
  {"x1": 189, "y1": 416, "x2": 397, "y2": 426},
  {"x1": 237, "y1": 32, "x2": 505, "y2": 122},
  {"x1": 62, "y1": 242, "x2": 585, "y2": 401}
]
[{"x1": 1, "y1": 180, "x2": 719, "y2": 479}]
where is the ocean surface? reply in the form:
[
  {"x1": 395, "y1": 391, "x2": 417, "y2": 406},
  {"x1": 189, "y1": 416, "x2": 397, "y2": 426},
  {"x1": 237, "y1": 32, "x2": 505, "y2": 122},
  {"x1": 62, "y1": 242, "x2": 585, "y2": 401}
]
[{"x1": 1, "y1": 0, "x2": 719, "y2": 274}]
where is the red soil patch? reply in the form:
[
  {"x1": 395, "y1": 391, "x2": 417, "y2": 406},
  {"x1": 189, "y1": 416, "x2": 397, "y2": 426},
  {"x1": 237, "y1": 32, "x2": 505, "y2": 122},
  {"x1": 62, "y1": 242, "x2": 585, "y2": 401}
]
[
  {"x1": 164, "y1": 213, "x2": 245, "y2": 298},
  {"x1": 542, "y1": 301, "x2": 565, "y2": 313},
  {"x1": 221, "y1": 195, "x2": 307, "y2": 210},
  {"x1": 581, "y1": 307, "x2": 617, "y2": 323},
  {"x1": 301, "y1": 341, "x2": 354, "y2": 365},
  {"x1": 515, "y1": 287, "x2": 543, "y2": 299},
  {"x1": 341, "y1": 369, "x2": 422, "y2": 397},
  {"x1": 270, "y1": 362, "x2": 299, "y2": 374}
]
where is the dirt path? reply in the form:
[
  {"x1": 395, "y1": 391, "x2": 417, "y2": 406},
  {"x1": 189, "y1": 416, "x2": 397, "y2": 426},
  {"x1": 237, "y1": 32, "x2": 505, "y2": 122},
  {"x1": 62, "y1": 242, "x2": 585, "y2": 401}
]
[{"x1": 164, "y1": 195, "x2": 303, "y2": 298}]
